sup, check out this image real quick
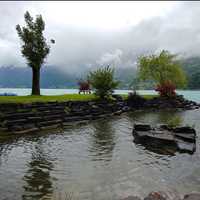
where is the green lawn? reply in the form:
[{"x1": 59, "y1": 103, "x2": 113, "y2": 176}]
[
  {"x1": 142, "y1": 94, "x2": 158, "y2": 99},
  {"x1": 0, "y1": 94, "x2": 157, "y2": 103},
  {"x1": 121, "y1": 94, "x2": 157, "y2": 100},
  {"x1": 0, "y1": 94, "x2": 96, "y2": 103}
]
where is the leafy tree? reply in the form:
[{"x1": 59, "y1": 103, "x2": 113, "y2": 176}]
[
  {"x1": 137, "y1": 50, "x2": 187, "y2": 96},
  {"x1": 88, "y1": 65, "x2": 119, "y2": 99},
  {"x1": 181, "y1": 57, "x2": 200, "y2": 89},
  {"x1": 16, "y1": 11, "x2": 53, "y2": 95}
]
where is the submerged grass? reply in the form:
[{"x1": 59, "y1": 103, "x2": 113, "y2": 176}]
[{"x1": 0, "y1": 94, "x2": 157, "y2": 103}]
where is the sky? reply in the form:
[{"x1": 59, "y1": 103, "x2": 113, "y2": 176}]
[{"x1": 0, "y1": 1, "x2": 200, "y2": 73}]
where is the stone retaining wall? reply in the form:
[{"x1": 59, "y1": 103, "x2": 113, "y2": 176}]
[{"x1": 0, "y1": 100, "x2": 129, "y2": 135}]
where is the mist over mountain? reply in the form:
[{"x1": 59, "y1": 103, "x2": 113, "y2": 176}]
[
  {"x1": 0, "y1": 65, "x2": 136, "y2": 89},
  {"x1": 1, "y1": 56, "x2": 200, "y2": 89},
  {"x1": 1, "y1": 2, "x2": 200, "y2": 71},
  {"x1": 1, "y1": 2, "x2": 200, "y2": 90}
]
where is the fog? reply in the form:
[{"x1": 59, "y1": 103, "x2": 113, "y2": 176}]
[{"x1": 0, "y1": 1, "x2": 200, "y2": 73}]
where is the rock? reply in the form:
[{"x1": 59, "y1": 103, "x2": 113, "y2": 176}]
[
  {"x1": 159, "y1": 124, "x2": 171, "y2": 130},
  {"x1": 4, "y1": 119, "x2": 27, "y2": 126},
  {"x1": 121, "y1": 196, "x2": 141, "y2": 200},
  {"x1": 13, "y1": 127, "x2": 39, "y2": 134},
  {"x1": 134, "y1": 124, "x2": 151, "y2": 131},
  {"x1": 112, "y1": 94, "x2": 123, "y2": 101},
  {"x1": 183, "y1": 193, "x2": 200, "y2": 200},
  {"x1": 0, "y1": 127, "x2": 9, "y2": 132},
  {"x1": 176, "y1": 140, "x2": 196, "y2": 154},
  {"x1": 144, "y1": 191, "x2": 169, "y2": 200},
  {"x1": 27, "y1": 116, "x2": 42, "y2": 122},
  {"x1": 114, "y1": 110, "x2": 123, "y2": 115},
  {"x1": 41, "y1": 114, "x2": 64, "y2": 120},
  {"x1": 63, "y1": 116, "x2": 85, "y2": 122},
  {"x1": 38, "y1": 119, "x2": 62, "y2": 126},
  {"x1": 173, "y1": 127, "x2": 196, "y2": 134},
  {"x1": 174, "y1": 132, "x2": 196, "y2": 143},
  {"x1": 91, "y1": 104, "x2": 99, "y2": 109},
  {"x1": 133, "y1": 124, "x2": 196, "y2": 155},
  {"x1": 122, "y1": 106, "x2": 130, "y2": 112},
  {"x1": 40, "y1": 124, "x2": 61, "y2": 131},
  {"x1": 88, "y1": 101, "x2": 95, "y2": 106},
  {"x1": 23, "y1": 124, "x2": 36, "y2": 129},
  {"x1": 127, "y1": 92, "x2": 146, "y2": 108}
]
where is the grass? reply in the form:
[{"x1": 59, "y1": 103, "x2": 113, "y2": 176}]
[
  {"x1": 0, "y1": 94, "x2": 157, "y2": 103},
  {"x1": 121, "y1": 94, "x2": 157, "y2": 100},
  {"x1": 142, "y1": 94, "x2": 158, "y2": 99},
  {"x1": 0, "y1": 94, "x2": 96, "y2": 103}
]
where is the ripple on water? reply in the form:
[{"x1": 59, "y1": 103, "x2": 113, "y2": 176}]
[{"x1": 0, "y1": 110, "x2": 200, "y2": 199}]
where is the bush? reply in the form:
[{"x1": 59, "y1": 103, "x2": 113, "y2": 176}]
[
  {"x1": 127, "y1": 91, "x2": 146, "y2": 107},
  {"x1": 155, "y1": 80, "x2": 176, "y2": 97},
  {"x1": 88, "y1": 66, "x2": 119, "y2": 99},
  {"x1": 166, "y1": 116, "x2": 182, "y2": 128}
]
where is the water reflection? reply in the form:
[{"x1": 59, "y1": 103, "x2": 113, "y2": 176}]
[
  {"x1": 88, "y1": 119, "x2": 116, "y2": 162},
  {"x1": 22, "y1": 140, "x2": 54, "y2": 200},
  {"x1": 134, "y1": 137, "x2": 181, "y2": 156},
  {"x1": 0, "y1": 109, "x2": 200, "y2": 199},
  {"x1": 128, "y1": 110, "x2": 184, "y2": 126}
]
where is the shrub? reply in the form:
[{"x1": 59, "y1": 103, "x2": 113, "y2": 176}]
[
  {"x1": 127, "y1": 91, "x2": 146, "y2": 107},
  {"x1": 88, "y1": 66, "x2": 119, "y2": 99},
  {"x1": 137, "y1": 50, "x2": 187, "y2": 97},
  {"x1": 167, "y1": 116, "x2": 182, "y2": 128},
  {"x1": 155, "y1": 80, "x2": 176, "y2": 97}
]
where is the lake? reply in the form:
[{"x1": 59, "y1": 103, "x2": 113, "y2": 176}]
[{"x1": 0, "y1": 89, "x2": 200, "y2": 200}]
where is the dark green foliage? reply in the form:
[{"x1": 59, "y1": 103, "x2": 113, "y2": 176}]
[
  {"x1": 127, "y1": 91, "x2": 146, "y2": 108},
  {"x1": 88, "y1": 66, "x2": 119, "y2": 99},
  {"x1": 138, "y1": 50, "x2": 187, "y2": 88},
  {"x1": 181, "y1": 57, "x2": 200, "y2": 89},
  {"x1": 16, "y1": 11, "x2": 51, "y2": 95}
]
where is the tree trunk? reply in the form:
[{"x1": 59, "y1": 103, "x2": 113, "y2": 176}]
[{"x1": 32, "y1": 68, "x2": 40, "y2": 95}]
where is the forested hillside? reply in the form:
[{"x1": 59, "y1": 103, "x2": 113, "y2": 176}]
[
  {"x1": 0, "y1": 57, "x2": 200, "y2": 89},
  {"x1": 181, "y1": 57, "x2": 200, "y2": 89}
]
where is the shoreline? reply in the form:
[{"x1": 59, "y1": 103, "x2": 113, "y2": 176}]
[
  {"x1": 0, "y1": 99, "x2": 128, "y2": 136},
  {"x1": 0, "y1": 95, "x2": 199, "y2": 136}
]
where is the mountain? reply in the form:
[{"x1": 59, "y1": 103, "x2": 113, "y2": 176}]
[
  {"x1": 181, "y1": 57, "x2": 200, "y2": 89},
  {"x1": 0, "y1": 66, "x2": 78, "y2": 88},
  {"x1": 1, "y1": 57, "x2": 200, "y2": 89},
  {"x1": 0, "y1": 66, "x2": 136, "y2": 89}
]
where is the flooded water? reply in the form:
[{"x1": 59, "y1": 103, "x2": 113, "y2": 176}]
[{"x1": 0, "y1": 109, "x2": 200, "y2": 200}]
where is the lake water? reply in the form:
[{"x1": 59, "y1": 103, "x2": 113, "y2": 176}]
[{"x1": 0, "y1": 89, "x2": 200, "y2": 200}]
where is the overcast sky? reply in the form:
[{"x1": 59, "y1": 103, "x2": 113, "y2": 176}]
[{"x1": 0, "y1": 1, "x2": 200, "y2": 73}]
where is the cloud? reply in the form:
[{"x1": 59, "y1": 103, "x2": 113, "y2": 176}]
[
  {"x1": 97, "y1": 49, "x2": 123, "y2": 66},
  {"x1": 1, "y1": 2, "x2": 200, "y2": 73}
]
